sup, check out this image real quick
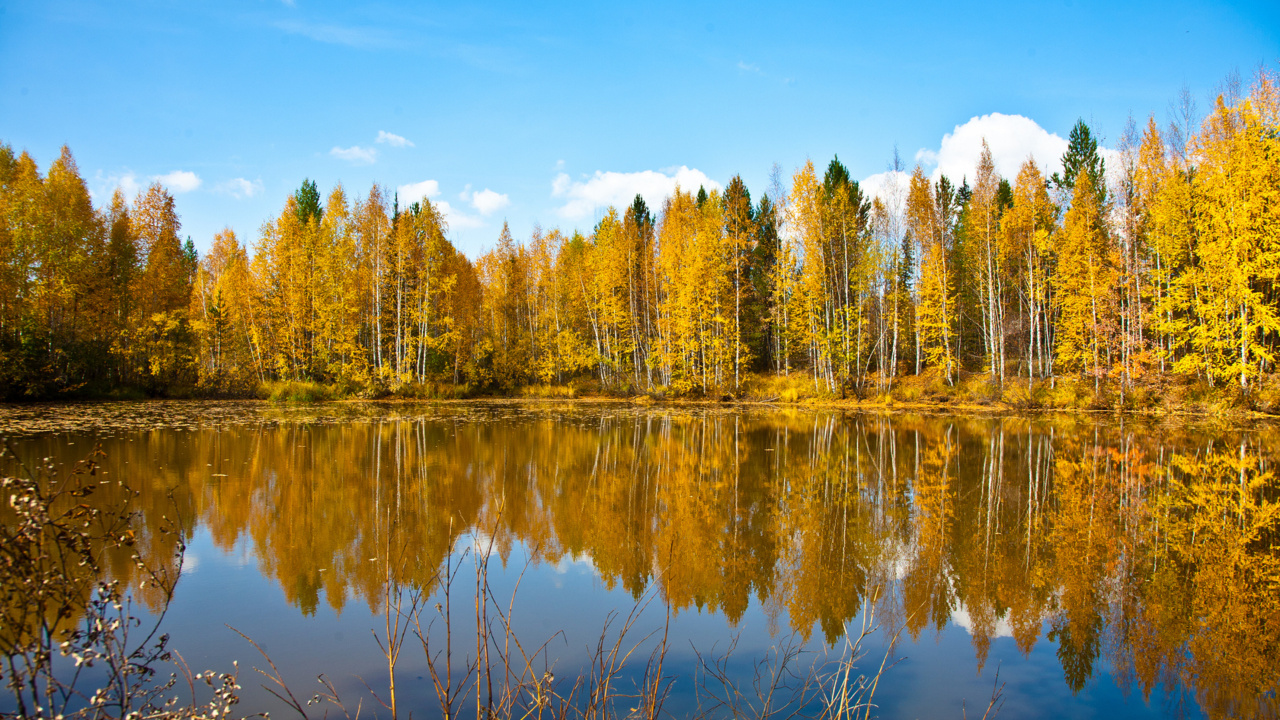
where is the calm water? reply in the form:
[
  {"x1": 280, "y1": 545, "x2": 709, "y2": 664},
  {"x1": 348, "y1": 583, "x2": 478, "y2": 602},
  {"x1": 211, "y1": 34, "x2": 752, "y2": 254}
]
[{"x1": 2, "y1": 401, "x2": 1278, "y2": 719}]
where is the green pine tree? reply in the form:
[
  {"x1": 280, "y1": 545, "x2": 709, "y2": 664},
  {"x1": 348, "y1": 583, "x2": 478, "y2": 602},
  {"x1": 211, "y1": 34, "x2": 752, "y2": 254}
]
[{"x1": 294, "y1": 179, "x2": 323, "y2": 225}]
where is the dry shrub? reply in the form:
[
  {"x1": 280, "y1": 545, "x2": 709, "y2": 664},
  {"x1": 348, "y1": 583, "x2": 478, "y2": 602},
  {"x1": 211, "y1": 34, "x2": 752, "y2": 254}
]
[
  {"x1": 517, "y1": 384, "x2": 578, "y2": 399},
  {"x1": 1, "y1": 445, "x2": 241, "y2": 719},
  {"x1": 958, "y1": 374, "x2": 1001, "y2": 405},
  {"x1": 740, "y1": 372, "x2": 825, "y2": 404},
  {"x1": 258, "y1": 380, "x2": 339, "y2": 402},
  {"x1": 1001, "y1": 379, "x2": 1036, "y2": 409},
  {"x1": 1252, "y1": 375, "x2": 1280, "y2": 414}
]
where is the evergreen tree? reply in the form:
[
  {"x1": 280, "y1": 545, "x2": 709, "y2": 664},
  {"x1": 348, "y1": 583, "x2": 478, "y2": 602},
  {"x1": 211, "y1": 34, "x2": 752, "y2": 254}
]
[
  {"x1": 295, "y1": 179, "x2": 323, "y2": 226},
  {"x1": 996, "y1": 178, "x2": 1014, "y2": 213},
  {"x1": 723, "y1": 175, "x2": 756, "y2": 388},
  {"x1": 629, "y1": 193, "x2": 653, "y2": 231},
  {"x1": 748, "y1": 193, "x2": 780, "y2": 371},
  {"x1": 1053, "y1": 120, "x2": 1108, "y2": 205}
]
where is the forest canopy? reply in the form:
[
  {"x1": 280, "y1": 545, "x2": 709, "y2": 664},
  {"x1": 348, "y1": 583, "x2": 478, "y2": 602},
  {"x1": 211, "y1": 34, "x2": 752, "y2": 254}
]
[{"x1": 1, "y1": 71, "x2": 1277, "y2": 402}]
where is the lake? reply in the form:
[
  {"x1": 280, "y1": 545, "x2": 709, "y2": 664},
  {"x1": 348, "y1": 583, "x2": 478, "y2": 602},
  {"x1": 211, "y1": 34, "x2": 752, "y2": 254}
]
[{"x1": 1, "y1": 401, "x2": 1277, "y2": 719}]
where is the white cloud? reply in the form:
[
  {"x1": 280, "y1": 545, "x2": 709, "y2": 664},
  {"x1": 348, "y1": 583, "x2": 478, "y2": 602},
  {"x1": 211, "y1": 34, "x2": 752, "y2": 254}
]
[
  {"x1": 737, "y1": 61, "x2": 761, "y2": 73},
  {"x1": 91, "y1": 170, "x2": 141, "y2": 202},
  {"x1": 915, "y1": 113, "x2": 1070, "y2": 183},
  {"x1": 376, "y1": 130, "x2": 414, "y2": 148},
  {"x1": 951, "y1": 603, "x2": 1013, "y2": 639},
  {"x1": 435, "y1": 200, "x2": 484, "y2": 230},
  {"x1": 552, "y1": 166, "x2": 721, "y2": 221},
  {"x1": 215, "y1": 177, "x2": 263, "y2": 200},
  {"x1": 154, "y1": 170, "x2": 202, "y2": 193},
  {"x1": 860, "y1": 169, "x2": 911, "y2": 205},
  {"x1": 552, "y1": 173, "x2": 571, "y2": 197},
  {"x1": 468, "y1": 188, "x2": 510, "y2": 215},
  {"x1": 397, "y1": 181, "x2": 483, "y2": 229},
  {"x1": 331, "y1": 145, "x2": 378, "y2": 164},
  {"x1": 275, "y1": 20, "x2": 398, "y2": 49},
  {"x1": 397, "y1": 179, "x2": 440, "y2": 203}
]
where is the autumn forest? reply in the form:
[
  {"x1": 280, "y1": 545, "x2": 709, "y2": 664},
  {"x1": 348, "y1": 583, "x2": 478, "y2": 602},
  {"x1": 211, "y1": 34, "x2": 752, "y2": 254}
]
[{"x1": 2, "y1": 73, "x2": 1277, "y2": 404}]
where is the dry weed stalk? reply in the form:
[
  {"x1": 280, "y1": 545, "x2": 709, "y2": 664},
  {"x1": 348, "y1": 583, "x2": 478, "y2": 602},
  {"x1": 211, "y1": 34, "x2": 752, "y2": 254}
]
[
  {"x1": 962, "y1": 665, "x2": 1005, "y2": 720},
  {"x1": 691, "y1": 582, "x2": 906, "y2": 720},
  {"x1": 693, "y1": 631, "x2": 816, "y2": 720},
  {"x1": 257, "y1": 523, "x2": 941, "y2": 720},
  {"x1": 291, "y1": 513, "x2": 674, "y2": 720},
  {"x1": 820, "y1": 588, "x2": 905, "y2": 720}
]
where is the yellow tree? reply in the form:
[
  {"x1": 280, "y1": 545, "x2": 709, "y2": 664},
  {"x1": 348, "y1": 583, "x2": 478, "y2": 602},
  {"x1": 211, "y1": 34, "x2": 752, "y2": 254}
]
[
  {"x1": 0, "y1": 146, "x2": 17, "y2": 340},
  {"x1": 1143, "y1": 119, "x2": 1201, "y2": 375},
  {"x1": 313, "y1": 185, "x2": 365, "y2": 380},
  {"x1": 253, "y1": 196, "x2": 312, "y2": 379},
  {"x1": 998, "y1": 159, "x2": 1056, "y2": 380},
  {"x1": 587, "y1": 210, "x2": 637, "y2": 389},
  {"x1": 42, "y1": 147, "x2": 107, "y2": 360},
  {"x1": 816, "y1": 159, "x2": 876, "y2": 391},
  {"x1": 624, "y1": 197, "x2": 658, "y2": 388},
  {"x1": 408, "y1": 199, "x2": 456, "y2": 383},
  {"x1": 190, "y1": 229, "x2": 260, "y2": 390},
  {"x1": 132, "y1": 183, "x2": 190, "y2": 320},
  {"x1": 103, "y1": 189, "x2": 139, "y2": 355},
  {"x1": 769, "y1": 220, "x2": 803, "y2": 378},
  {"x1": 0, "y1": 146, "x2": 118, "y2": 394},
  {"x1": 388, "y1": 203, "x2": 418, "y2": 382},
  {"x1": 1182, "y1": 74, "x2": 1280, "y2": 391},
  {"x1": 906, "y1": 166, "x2": 955, "y2": 381},
  {"x1": 129, "y1": 182, "x2": 195, "y2": 390},
  {"x1": 444, "y1": 251, "x2": 484, "y2": 386},
  {"x1": 723, "y1": 176, "x2": 757, "y2": 390},
  {"x1": 353, "y1": 185, "x2": 392, "y2": 380},
  {"x1": 0, "y1": 150, "x2": 47, "y2": 394},
  {"x1": 694, "y1": 191, "x2": 735, "y2": 392},
  {"x1": 476, "y1": 221, "x2": 534, "y2": 390},
  {"x1": 525, "y1": 226, "x2": 592, "y2": 384},
  {"x1": 654, "y1": 189, "x2": 697, "y2": 391},
  {"x1": 548, "y1": 231, "x2": 600, "y2": 383},
  {"x1": 525, "y1": 226, "x2": 557, "y2": 382},
  {"x1": 654, "y1": 188, "x2": 735, "y2": 394},
  {"x1": 1053, "y1": 169, "x2": 1115, "y2": 387},
  {"x1": 788, "y1": 160, "x2": 833, "y2": 391},
  {"x1": 1113, "y1": 119, "x2": 1151, "y2": 389},
  {"x1": 967, "y1": 142, "x2": 1006, "y2": 382}
]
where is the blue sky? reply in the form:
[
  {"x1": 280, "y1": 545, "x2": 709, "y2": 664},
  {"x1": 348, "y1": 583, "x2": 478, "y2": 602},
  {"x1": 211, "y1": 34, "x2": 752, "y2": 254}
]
[{"x1": 2, "y1": 0, "x2": 1276, "y2": 258}]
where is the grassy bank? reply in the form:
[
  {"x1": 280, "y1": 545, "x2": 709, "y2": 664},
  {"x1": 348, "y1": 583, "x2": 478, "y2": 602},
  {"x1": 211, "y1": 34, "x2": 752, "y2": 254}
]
[
  {"x1": 50, "y1": 371, "x2": 1277, "y2": 419},
  {"x1": 734, "y1": 370, "x2": 1280, "y2": 417},
  {"x1": 511, "y1": 371, "x2": 1280, "y2": 418}
]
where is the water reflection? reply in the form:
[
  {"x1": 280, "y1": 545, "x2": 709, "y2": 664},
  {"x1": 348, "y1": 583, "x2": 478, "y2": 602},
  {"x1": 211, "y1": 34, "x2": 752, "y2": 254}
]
[{"x1": 4, "y1": 406, "x2": 1279, "y2": 719}]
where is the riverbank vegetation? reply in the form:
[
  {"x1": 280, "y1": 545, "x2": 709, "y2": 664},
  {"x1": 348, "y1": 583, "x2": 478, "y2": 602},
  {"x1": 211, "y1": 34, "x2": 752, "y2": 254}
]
[{"x1": 2, "y1": 71, "x2": 1277, "y2": 414}]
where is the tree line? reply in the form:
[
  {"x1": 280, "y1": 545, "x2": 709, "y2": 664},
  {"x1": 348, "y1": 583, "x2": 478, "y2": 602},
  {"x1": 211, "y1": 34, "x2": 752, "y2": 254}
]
[{"x1": 1, "y1": 71, "x2": 1276, "y2": 400}]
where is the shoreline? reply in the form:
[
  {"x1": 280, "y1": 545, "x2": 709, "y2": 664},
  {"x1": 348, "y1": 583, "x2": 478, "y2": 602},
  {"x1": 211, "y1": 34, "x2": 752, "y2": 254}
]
[
  {"x1": 7, "y1": 368, "x2": 1280, "y2": 424},
  {"x1": 5, "y1": 390, "x2": 1276, "y2": 423}
]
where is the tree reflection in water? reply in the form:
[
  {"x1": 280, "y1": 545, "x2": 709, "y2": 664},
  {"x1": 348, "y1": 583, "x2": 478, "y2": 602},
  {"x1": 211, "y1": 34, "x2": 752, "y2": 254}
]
[{"x1": 5, "y1": 407, "x2": 1278, "y2": 719}]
